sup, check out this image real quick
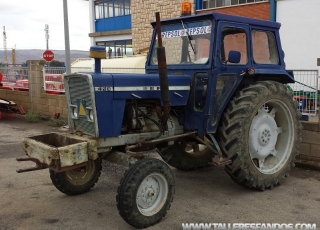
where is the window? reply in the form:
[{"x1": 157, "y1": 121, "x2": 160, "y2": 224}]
[
  {"x1": 252, "y1": 30, "x2": 279, "y2": 64},
  {"x1": 150, "y1": 20, "x2": 212, "y2": 65},
  {"x1": 220, "y1": 27, "x2": 247, "y2": 65},
  {"x1": 95, "y1": 3, "x2": 104, "y2": 19},
  {"x1": 104, "y1": 0, "x2": 114, "y2": 18},
  {"x1": 95, "y1": 0, "x2": 131, "y2": 19},
  {"x1": 202, "y1": 0, "x2": 267, "y2": 9},
  {"x1": 98, "y1": 40, "x2": 133, "y2": 58}
]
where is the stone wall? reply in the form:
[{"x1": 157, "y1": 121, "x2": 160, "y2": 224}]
[
  {"x1": 0, "y1": 60, "x2": 68, "y2": 119},
  {"x1": 296, "y1": 122, "x2": 320, "y2": 168},
  {"x1": 131, "y1": 0, "x2": 195, "y2": 54}
]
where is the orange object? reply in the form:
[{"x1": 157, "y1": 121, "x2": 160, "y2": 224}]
[{"x1": 181, "y1": 1, "x2": 192, "y2": 16}]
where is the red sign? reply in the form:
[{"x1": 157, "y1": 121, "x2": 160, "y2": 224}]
[{"x1": 43, "y1": 50, "x2": 54, "y2": 62}]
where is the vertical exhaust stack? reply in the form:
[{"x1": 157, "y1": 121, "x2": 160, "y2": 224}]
[
  {"x1": 155, "y1": 12, "x2": 171, "y2": 129},
  {"x1": 89, "y1": 46, "x2": 106, "y2": 73}
]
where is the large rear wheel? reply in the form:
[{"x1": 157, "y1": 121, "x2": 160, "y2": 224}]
[{"x1": 219, "y1": 81, "x2": 301, "y2": 190}]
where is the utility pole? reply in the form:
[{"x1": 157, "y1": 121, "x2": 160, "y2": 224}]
[
  {"x1": 44, "y1": 24, "x2": 49, "y2": 50},
  {"x1": 63, "y1": 0, "x2": 71, "y2": 74},
  {"x1": 12, "y1": 45, "x2": 16, "y2": 66},
  {"x1": 3, "y1": 26, "x2": 8, "y2": 65}
]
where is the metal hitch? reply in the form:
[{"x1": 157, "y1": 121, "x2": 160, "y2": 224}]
[{"x1": 16, "y1": 157, "x2": 48, "y2": 173}]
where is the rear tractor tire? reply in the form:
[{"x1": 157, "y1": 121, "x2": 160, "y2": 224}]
[
  {"x1": 159, "y1": 139, "x2": 215, "y2": 171},
  {"x1": 49, "y1": 158, "x2": 102, "y2": 195},
  {"x1": 116, "y1": 158, "x2": 175, "y2": 228},
  {"x1": 219, "y1": 81, "x2": 301, "y2": 190}
]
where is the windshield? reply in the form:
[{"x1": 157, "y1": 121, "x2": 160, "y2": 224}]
[{"x1": 151, "y1": 19, "x2": 212, "y2": 65}]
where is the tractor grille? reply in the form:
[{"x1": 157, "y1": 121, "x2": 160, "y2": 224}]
[{"x1": 67, "y1": 75, "x2": 96, "y2": 137}]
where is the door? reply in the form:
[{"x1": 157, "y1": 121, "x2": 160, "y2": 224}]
[{"x1": 206, "y1": 21, "x2": 250, "y2": 133}]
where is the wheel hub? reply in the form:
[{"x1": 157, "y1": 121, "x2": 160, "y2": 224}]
[
  {"x1": 140, "y1": 185, "x2": 158, "y2": 205},
  {"x1": 259, "y1": 128, "x2": 271, "y2": 145},
  {"x1": 65, "y1": 161, "x2": 95, "y2": 186},
  {"x1": 249, "y1": 108, "x2": 279, "y2": 160},
  {"x1": 136, "y1": 173, "x2": 168, "y2": 216}
]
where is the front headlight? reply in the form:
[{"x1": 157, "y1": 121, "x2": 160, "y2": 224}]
[
  {"x1": 86, "y1": 107, "x2": 94, "y2": 121},
  {"x1": 88, "y1": 109, "x2": 94, "y2": 120},
  {"x1": 70, "y1": 105, "x2": 78, "y2": 119},
  {"x1": 72, "y1": 107, "x2": 78, "y2": 118}
]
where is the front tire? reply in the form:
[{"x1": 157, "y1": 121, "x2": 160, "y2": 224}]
[
  {"x1": 219, "y1": 81, "x2": 301, "y2": 190},
  {"x1": 49, "y1": 158, "x2": 102, "y2": 195},
  {"x1": 116, "y1": 158, "x2": 175, "y2": 228}
]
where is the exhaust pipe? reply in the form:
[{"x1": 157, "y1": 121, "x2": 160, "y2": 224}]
[{"x1": 155, "y1": 12, "x2": 171, "y2": 129}]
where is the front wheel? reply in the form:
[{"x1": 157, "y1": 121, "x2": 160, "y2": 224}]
[
  {"x1": 49, "y1": 158, "x2": 102, "y2": 195},
  {"x1": 116, "y1": 158, "x2": 175, "y2": 228},
  {"x1": 219, "y1": 81, "x2": 301, "y2": 190}
]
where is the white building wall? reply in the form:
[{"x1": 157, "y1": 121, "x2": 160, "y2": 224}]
[{"x1": 277, "y1": 0, "x2": 320, "y2": 70}]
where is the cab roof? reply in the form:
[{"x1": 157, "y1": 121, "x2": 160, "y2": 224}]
[{"x1": 151, "y1": 12, "x2": 281, "y2": 29}]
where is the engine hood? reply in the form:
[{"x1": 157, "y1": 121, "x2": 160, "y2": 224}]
[{"x1": 92, "y1": 73, "x2": 191, "y2": 106}]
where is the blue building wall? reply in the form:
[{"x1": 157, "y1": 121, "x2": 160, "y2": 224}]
[{"x1": 95, "y1": 15, "x2": 132, "y2": 32}]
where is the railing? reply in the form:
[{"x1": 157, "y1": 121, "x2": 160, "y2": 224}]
[
  {"x1": 288, "y1": 70, "x2": 319, "y2": 116},
  {"x1": 43, "y1": 67, "x2": 66, "y2": 93},
  {"x1": 0, "y1": 65, "x2": 28, "y2": 90}
]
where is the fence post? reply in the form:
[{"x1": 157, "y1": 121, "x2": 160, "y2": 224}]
[{"x1": 27, "y1": 60, "x2": 46, "y2": 112}]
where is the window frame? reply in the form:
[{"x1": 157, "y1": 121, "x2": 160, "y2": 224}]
[
  {"x1": 201, "y1": 0, "x2": 267, "y2": 10},
  {"x1": 94, "y1": 0, "x2": 131, "y2": 20}
]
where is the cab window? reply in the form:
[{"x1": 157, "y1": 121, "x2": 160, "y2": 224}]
[
  {"x1": 252, "y1": 30, "x2": 279, "y2": 64},
  {"x1": 220, "y1": 27, "x2": 248, "y2": 65}
]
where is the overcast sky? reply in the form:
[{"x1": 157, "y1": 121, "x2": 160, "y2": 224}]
[{"x1": 0, "y1": 0, "x2": 90, "y2": 51}]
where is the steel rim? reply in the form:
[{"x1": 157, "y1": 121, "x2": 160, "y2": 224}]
[
  {"x1": 65, "y1": 160, "x2": 95, "y2": 185},
  {"x1": 136, "y1": 173, "x2": 168, "y2": 216},
  {"x1": 249, "y1": 100, "x2": 294, "y2": 174}
]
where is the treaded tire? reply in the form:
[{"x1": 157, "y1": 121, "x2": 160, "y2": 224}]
[
  {"x1": 218, "y1": 81, "x2": 301, "y2": 190},
  {"x1": 159, "y1": 142, "x2": 215, "y2": 171},
  {"x1": 49, "y1": 158, "x2": 102, "y2": 195},
  {"x1": 116, "y1": 158, "x2": 175, "y2": 228}
]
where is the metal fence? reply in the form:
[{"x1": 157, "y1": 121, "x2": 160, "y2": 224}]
[
  {"x1": 0, "y1": 65, "x2": 28, "y2": 90},
  {"x1": 288, "y1": 70, "x2": 319, "y2": 116},
  {"x1": 43, "y1": 67, "x2": 66, "y2": 93}
]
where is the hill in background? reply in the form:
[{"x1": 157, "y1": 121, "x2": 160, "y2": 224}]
[{"x1": 0, "y1": 49, "x2": 89, "y2": 64}]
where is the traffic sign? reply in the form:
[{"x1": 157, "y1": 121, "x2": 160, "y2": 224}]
[{"x1": 43, "y1": 50, "x2": 54, "y2": 62}]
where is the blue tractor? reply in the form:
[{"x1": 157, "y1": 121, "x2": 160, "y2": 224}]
[{"x1": 18, "y1": 11, "x2": 301, "y2": 228}]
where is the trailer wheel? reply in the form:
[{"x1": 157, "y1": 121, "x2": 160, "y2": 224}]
[
  {"x1": 219, "y1": 81, "x2": 301, "y2": 190},
  {"x1": 49, "y1": 158, "x2": 102, "y2": 195},
  {"x1": 159, "y1": 140, "x2": 215, "y2": 170},
  {"x1": 116, "y1": 158, "x2": 174, "y2": 228}
]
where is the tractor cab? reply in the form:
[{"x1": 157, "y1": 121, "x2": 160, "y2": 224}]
[{"x1": 146, "y1": 12, "x2": 294, "y2": 136}]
